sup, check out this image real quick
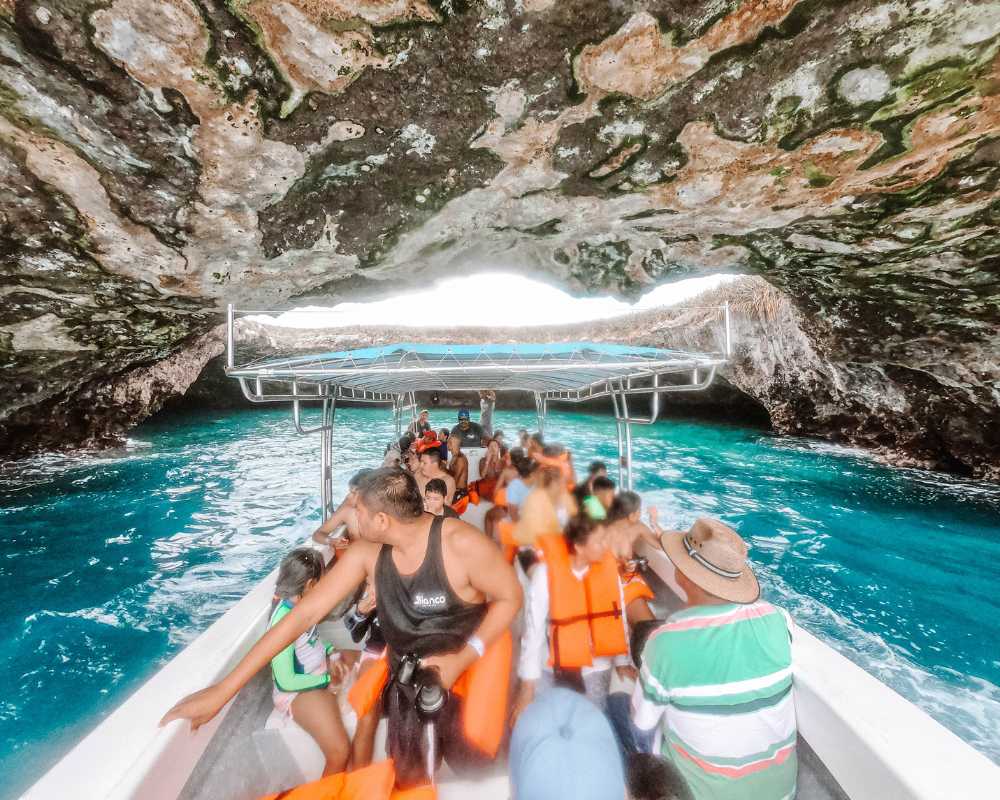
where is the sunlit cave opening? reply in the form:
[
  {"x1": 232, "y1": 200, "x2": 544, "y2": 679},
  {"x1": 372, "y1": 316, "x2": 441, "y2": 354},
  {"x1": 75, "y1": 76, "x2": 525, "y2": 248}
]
[{"x1": 252, "y1": 272, "x2": 742, "y2": 329}]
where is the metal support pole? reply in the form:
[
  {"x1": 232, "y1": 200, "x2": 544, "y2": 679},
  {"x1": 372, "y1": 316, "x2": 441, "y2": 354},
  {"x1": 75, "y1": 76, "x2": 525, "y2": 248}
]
[
  {"x1": 393, "y1": 395, "x2": 402, "y2": 437},
  {"x1": 610, "y1": 391, "x2": 625, "y2": 488},
  {"x1": 320, "y1": 407, "x2": 331, "y2": 521},
  {"x1": 533, "y1": 392, "x2": 546, "y2": 436},
  {"x1": 226, "y1": 303, "x2": 235, "y2": 370},
  {"x1": 620, "y1": 389, "x2": 634, "y2": 492}
]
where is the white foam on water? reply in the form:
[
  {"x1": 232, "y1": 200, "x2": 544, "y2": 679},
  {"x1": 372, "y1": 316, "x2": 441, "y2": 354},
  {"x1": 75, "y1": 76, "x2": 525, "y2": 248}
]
[{"x1": 758, "y1": 565, "x2": 1000, "y2": 764}]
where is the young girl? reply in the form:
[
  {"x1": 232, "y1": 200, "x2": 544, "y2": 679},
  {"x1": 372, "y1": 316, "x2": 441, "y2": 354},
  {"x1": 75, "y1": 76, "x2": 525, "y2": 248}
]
[{"x1": 269, "y1": 548, "x2": 350, "y2": 776}]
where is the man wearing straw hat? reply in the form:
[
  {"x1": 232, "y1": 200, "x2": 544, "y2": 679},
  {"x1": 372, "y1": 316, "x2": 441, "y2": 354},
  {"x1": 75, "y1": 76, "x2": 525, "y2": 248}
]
[{"x1": 632, "y1": 518, "x2": 797, "y2": 800}]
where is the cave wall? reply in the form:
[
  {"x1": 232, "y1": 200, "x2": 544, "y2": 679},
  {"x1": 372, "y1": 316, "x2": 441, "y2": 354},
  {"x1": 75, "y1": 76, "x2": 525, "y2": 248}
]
[{"x1": 1, "y1": 1, "x2": 998, "y2": 476}]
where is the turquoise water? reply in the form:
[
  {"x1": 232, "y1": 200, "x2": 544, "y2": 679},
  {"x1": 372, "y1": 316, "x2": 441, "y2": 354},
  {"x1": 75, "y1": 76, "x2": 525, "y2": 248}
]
[{"x1": 1, "y1": 406, "x2": 999, "y2": 797}]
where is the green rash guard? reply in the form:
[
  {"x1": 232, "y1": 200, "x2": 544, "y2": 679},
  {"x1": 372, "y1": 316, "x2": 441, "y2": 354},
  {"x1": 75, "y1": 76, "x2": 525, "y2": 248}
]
[{"x1": 269, "y1": 600, "x2": 331, "y2": 693}]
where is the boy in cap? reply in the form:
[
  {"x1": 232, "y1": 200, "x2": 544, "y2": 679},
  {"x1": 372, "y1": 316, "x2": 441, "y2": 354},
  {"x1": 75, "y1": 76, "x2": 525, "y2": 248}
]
[{"x1": 632, "y1": 518, "x2": 796, "y2": 800}]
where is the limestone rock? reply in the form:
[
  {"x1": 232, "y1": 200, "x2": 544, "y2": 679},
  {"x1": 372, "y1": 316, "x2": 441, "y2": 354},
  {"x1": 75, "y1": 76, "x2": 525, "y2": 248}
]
[{"x1": 0, "y1": 0, "x2": 997, "y2": 478}]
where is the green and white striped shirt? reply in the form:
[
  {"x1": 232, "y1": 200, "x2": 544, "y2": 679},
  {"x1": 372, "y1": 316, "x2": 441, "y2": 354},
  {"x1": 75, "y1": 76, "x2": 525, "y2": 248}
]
[{"x1": 632, "y1": 600, "x2": 797, "y2": 800}]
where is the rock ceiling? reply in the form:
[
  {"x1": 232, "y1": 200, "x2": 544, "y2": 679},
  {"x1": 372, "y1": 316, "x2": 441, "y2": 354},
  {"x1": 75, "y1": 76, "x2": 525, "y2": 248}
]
[{"x1": 0, "y1": 0, "x2": 998, "y2": 475}]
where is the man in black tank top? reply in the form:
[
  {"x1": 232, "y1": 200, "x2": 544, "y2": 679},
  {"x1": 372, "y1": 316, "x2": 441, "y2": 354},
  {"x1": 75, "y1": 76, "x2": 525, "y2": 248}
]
[
  {"x1": 357, "y1": 470, "x2": 521, "y2": 785},
  {"x1": 161, "y1": 468, "x2": 522, "y2": 789}
]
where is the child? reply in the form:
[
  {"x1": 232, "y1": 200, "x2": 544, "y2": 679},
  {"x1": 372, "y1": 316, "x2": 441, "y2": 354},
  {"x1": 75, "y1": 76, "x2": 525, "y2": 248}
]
[
  {"x1": 424, "y1": 478, "x2": 460, "y2": 518},
  {"x1": 606, "y1": 492, "x2": 659, "y2": 624},
  {"x1": 269, "y1": 548, "x2": 350, "y2": 775}
]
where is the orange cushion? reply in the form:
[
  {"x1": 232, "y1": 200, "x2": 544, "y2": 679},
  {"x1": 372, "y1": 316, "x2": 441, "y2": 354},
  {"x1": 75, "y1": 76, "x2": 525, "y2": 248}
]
[
  {"x1": 257, "y1": 759, "x2": 395, "y2": 800},
  {"x1": 391, "y1": 785, "x2": 437, "y2": 799}
]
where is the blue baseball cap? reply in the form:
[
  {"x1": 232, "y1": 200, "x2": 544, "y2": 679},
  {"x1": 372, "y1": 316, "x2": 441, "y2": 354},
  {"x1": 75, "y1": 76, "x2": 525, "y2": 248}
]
[
  {"x1": 510, "y1": 688, "x2": 626, "y2": 800},
  {"x1": 457, "y1": 408, "x2": 471, "y2": 419}
]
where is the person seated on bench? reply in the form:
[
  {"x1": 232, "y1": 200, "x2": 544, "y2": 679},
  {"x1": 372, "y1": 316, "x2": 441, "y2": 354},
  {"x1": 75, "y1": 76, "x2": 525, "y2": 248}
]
[
  {"x1": 266, "y1": 548, "x2": 351, "y2": 776},
  {"x1": 632, "y1": 519, "x2": 796, "y2": 800}
]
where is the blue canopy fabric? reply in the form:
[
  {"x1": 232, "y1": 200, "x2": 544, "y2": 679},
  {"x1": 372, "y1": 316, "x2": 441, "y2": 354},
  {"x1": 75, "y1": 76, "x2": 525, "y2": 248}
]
[{"x1": 229, "y1": 341, "x2": 723, "y2": 395}]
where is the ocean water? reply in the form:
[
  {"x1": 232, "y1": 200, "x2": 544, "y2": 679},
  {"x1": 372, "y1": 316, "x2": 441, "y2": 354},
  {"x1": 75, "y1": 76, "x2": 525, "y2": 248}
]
[{"x1": 1, "y1": 406, "x2": 999, "y2": 797}]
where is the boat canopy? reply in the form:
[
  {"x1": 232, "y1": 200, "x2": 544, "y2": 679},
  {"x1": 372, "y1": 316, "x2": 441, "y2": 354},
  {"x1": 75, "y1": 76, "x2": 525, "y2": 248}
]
[
  {"x1": 223, "y1": 303, "x2": 731, "y2": 501},
  {"x1": 227, "y1": 341, "x2": 726, "y2": 398}
]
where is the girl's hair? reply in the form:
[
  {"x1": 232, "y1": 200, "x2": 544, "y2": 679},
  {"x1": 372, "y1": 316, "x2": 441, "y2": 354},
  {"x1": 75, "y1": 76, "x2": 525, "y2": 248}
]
[
  {"x1": 608, "y1": 491, "x2": 641, "y2": 522},
  {"x1": 274, "y1": 547, "x2": 325, "y2": 599},
  {"x1": 564, "y1": 513, "x2": 603, "y2": 551}
]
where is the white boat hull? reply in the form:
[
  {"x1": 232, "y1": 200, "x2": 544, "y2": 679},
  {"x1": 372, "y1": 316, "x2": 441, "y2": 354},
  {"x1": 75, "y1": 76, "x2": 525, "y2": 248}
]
[{"x1": 22, "y1": 537, "x2": 1000, "y2": 800}]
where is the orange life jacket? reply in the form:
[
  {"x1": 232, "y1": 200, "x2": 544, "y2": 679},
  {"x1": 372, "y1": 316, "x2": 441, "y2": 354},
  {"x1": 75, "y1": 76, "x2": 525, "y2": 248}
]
[
  {"x1": 493, "y1": 486, "x2": 508, "y2": 508},
  {"x1": 257, "y1": 758, "x2": 435, "y2": 800},
  {"x1": 496, "y1": 519, "x2": 517, "y2": 563},
  {"x1": 622, "y1": 571, "x2": 655, "y2": 607},
  {"x1": 475, "y1": 476, "x2": 498, "y2": 502},
  {"x1": 537, "y1": 533, "x2": 627, "y2": 670},
  {"x1": 450, "y1": 481, "x2": 480, "y2": 515},
  {"x1": 415, "y1": 435, "x2": 441, "y2": 455},
  {"x1": 348, "y1": 632, "x2": 512, "y2": 759},
  {"x1": 535, "y1": 452, "x2": 575, "y2": 490}
]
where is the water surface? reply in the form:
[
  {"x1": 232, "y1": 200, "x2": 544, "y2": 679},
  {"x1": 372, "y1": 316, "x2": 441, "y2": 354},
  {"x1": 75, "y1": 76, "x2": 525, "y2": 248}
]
[{"x1": 1, "y1": 406, "x2": 998, "y2": 798}]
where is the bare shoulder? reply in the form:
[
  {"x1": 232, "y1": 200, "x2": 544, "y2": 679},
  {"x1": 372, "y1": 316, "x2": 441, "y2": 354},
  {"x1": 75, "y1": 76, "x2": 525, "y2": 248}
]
[
  {"x1": 338, "y1": 538, "x2": 381, "y2": 568},
  {"x1": 441, "y1": 516, "x2": 492, "y2": 556}
]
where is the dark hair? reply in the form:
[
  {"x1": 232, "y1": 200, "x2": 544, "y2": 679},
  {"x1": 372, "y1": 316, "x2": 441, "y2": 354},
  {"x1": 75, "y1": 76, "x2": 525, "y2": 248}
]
[
  {"x1": 439, "y1": 428, "x2": 449, "y2": 438},
  {"x1": 493, "y1": 429, "x2": 504, "y2": 439},
  {"x1": 587, "y1": 460, "x2": 607, "y2": 476},
  {"x1": 608, "y1": 491, "x2": 641, "y2": 522},
  {"x1": 564, "y1": 513, "x2": 602, "y2": 551},
  {"x1": 630, "y1": 619, "x2": 661, "y2": 670},
  {"x1": 529, "y1": 432, "x2": 544, "y2": 447},
  {"x1": 349, "y1": 468, "x2": 374, "y2": 490},
  {"x1": 420, "y1": 448, "x2": 442, "y2": 464},
  {"x1": 274, "y1": 547, "x2": 325, "y2": 599},
  {"x1": 591, "y1": 476, "x2": 616, "y2": 493},
  {"x1": 357, "y1": 468, "x2": 424, "y2": 520},
  {"x1": 627, "y1": 753, "x2": 693, "y2": 800},
  {"x1": 425, "y1": 478, "x2": 448, "y2": 497},
  {"x1": 541, "y1": 443, "x2": 565, "y2": 457},
  {"x1": 399, "y1": 433, "x2": 415, "y2": 452},
  {"x1": 514, "y1": 455, "x2": 536, "y2": 479}
]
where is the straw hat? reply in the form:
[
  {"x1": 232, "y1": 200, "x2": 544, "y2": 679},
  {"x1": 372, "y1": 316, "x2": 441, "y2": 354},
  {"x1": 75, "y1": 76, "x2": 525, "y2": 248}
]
[{"x1": 660, "y1": 518, "x2": 759, "y2": 603}]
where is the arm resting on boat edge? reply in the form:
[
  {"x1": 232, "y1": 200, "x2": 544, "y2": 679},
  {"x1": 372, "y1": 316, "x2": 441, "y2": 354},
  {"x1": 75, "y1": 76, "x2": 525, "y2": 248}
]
[
  {"x1": 159, "y1": 545, "x2": 371, "y2": 730},
  {"x1": 422, "y1": 523, "x2": 523, "y2": 690}
]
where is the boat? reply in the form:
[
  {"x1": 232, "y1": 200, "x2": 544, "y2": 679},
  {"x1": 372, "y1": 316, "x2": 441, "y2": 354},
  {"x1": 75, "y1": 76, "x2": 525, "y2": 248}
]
[{"x1": 22, "y1": 305, "x2": 1000, "y2": 799}]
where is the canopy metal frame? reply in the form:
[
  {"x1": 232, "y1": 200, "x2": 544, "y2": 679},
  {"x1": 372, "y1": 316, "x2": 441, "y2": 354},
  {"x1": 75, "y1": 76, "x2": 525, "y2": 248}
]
[{"x1": 224, "y1": 303, "x2": 731, "y2": 512}]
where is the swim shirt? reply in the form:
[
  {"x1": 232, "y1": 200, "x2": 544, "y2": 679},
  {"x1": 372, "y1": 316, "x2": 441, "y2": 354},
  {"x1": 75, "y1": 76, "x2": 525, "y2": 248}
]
[{"x1": 268, "y1": 600, "x2": 329, "y2": 692}]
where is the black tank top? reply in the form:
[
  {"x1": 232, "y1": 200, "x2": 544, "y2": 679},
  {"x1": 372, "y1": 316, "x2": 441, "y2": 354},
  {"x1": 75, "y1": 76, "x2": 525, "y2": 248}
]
[{"x1": 375, "y1": 515, "x2": 487, "y2": 659}]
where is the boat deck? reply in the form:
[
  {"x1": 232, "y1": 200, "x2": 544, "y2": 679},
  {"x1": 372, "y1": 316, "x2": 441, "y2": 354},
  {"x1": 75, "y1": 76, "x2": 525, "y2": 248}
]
[{"x1": 179, "y1": 548, "x2": 848, "y2": 800}]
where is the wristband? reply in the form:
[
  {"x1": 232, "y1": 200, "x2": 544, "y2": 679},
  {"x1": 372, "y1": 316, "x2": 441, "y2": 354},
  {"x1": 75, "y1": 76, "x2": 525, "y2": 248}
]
[{"x1": 466, "y1": 635, "x2": 485, "y2": 659}]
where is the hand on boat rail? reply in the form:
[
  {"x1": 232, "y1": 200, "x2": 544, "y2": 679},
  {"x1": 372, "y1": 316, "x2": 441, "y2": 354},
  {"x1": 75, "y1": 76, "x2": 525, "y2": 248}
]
[{"x1": 159, "y1": 684, "x2": 231, "y2": 732}]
